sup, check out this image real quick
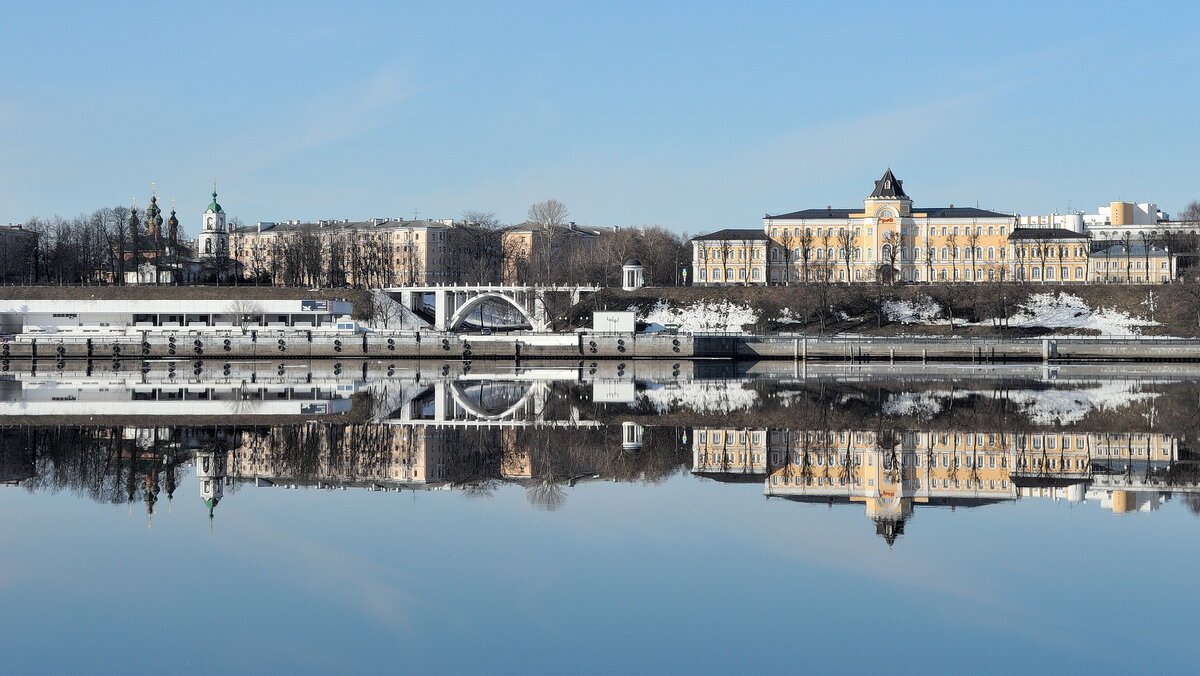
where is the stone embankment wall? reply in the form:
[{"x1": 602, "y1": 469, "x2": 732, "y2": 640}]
[
  {"x1": 0, "y1": 331, "x2": 696, "y2": 361},
  {"x1": 4, "y1": 331, "x2": 1199, "y2": 362}
]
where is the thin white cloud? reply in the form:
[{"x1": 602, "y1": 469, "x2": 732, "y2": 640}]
[{"x1": 215, "y1": 63, "x2": 413, "y2": 178}]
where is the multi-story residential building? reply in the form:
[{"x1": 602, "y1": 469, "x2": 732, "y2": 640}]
[
  {"x1": 1088, "y1": 242, "x2": 1175, "y2": 283},
  {"x1": 692, "y1": 169, "x2": 1018, "y2": 285},
  {"x1": 499, "y1": 221, "x2": 612, "y2": 283},
  {"x1": 229, "y1": 217, "x2": 457, "y2": 286},
  {"x1": 0, "y1": 224, "x2": 38, "y2": 284},
  {"x1": 1008, "y1": 227, "x2": 1091, "y2": 283},
  {"x1": 225, "y1": 424, "x2": 450, "y2": 488}
]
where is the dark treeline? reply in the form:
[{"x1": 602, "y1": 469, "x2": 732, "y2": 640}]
[
  {"x1": 6, "y1": 202, "x2": 692, "y2": 288},
  {"x1": 6, "y1": 206, "x2": 197, "y2": 285},
  {"x1": 0, "y1": 422, "x2": 688, "y2": 512}
]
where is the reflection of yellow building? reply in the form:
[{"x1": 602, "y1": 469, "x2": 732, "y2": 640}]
[
  {"x1": 693, "y1": 426, "x2": 1181, "y2": 544},
  {"x1": 692, "y1": 427, "x2": 768, "y2": 475}
]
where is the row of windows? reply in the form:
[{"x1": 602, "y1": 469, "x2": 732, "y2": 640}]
[
  {"x1": 696, "y1": 431, "x2": 763, "y2": 445},
  {"x1": 768, "y1": 225, "x2": 1009, "y2": 239},
  {"x1": 697, "y1": 267, "x2": 763, "y2": 282},
  {"x1": 769, "y1": 474, "x2": 1011, "y2": 491},
  {"x1": 1015, "y1": 246, "x2": 1087, "y2": 258}
]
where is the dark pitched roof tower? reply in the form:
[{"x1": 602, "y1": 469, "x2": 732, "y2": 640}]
[{"x1": 869, "y1": 168, "x2": 908, "y2": 199}]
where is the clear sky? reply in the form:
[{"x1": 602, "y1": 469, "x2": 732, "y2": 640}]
[{"x1": 3, "y1": 1, "x2": 1198, "y2": 236}]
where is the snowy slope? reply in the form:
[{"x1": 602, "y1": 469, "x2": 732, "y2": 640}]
[{"x1": 636, "y1": 300, "x2": 758, "y2": 333}]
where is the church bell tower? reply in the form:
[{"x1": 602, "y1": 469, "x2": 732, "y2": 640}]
[{"x1": 199, "y1": 188, "x2": 228, "y2": 258}]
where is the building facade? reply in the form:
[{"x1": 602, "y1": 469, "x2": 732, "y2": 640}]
[
  {"x1": 1008, "y1": 228, "x2": 1091, "y2": 283},
  {"x1": 230, "y1": 218, "x2": 457, "y2": 286},
  {"x1": 692, "y1": 170, "x2": 1019, "y2": 285},
  {"x1": 1088, "y1": 242, "x2": 1175, "y2": 283},
  {"x1": 0, "y1": 225, "x2": 38, "y2": 284}
]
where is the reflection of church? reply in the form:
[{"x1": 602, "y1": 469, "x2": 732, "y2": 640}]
[{"x1": 692, "y1": 426, "x2": 1181, "y2": 546}]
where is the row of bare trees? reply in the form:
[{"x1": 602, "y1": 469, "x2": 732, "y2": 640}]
[{"x1": 7, "y1": 206, "x2": 225, "y2": 285}]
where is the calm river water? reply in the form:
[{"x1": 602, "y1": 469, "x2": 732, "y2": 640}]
[{"x1": 2, "y1": 359, "x2": 1198, "y2": 673}]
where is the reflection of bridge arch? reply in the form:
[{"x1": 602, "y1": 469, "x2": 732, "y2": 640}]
[
  {"x1": 447, "y1": 293, "x2": 539, "y2": 332},
  {"x1": 448, "y1": 380, "x2": 546, "y2": 421}
]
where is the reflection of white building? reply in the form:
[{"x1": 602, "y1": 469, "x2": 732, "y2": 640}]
[
  {"x1": 0, "y1": 377, "x2": 360, "y2": 417},
  {"x1": 195, "y1": 448, "x2": 227, "y2": 519}
]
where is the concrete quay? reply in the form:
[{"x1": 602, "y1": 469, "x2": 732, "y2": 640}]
[
  {"x1": 1, "y1": 331, "x2": 1198, "y2": 363},
  {"x1": 0, "y1": 331, "x2": 693, "y2": 361}
]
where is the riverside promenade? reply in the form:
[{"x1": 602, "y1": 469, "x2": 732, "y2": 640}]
[{"x1": 2, "y1": 331, "x2": 1199, "y2": 363}]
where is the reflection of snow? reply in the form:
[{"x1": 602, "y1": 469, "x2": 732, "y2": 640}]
[
  {"x1": 642, "y1": 382, "x2": 758, "y2": 413},
  {"x1": 884, "y1": 296, "x2": 946, "y2": 325},
  {"x1": 881, "y1": 381, "x2": 1161, "y2": 425},
  {"x1": 1008, "y1": 293, "x2": 1158, "y2": 336},
  {"x1": 1001, "y1": 382, "x2": 1159, "y2": 425},
  {"x1": 636, "y1": 300, "x2": 758, "y2": 333},
  {"x1": 882, "y1": 391, "x2": 945, "y2": 416}
]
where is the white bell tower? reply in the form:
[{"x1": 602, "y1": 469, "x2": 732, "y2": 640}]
[
  {"x1": 196, "y1": 449, "x2": 227, "y2": 519},
  {"x1": 199, "y1": 189, "x2": 228, "y2": 258}
]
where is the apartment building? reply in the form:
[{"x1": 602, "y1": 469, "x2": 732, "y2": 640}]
[
  {"x1": 230, "y1": 218, "x2": 456, "y2": 286},
  {"x1": 0, "y1": 224, "x2": 38, "y2": 283}
]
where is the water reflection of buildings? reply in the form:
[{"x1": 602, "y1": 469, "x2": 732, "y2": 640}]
[
  {"x1": 692, "y1": 427, "x2": 1185, "y2": 545},
  {"x1": 0, "y1": 377, "x2": 360, "y2": 418}
]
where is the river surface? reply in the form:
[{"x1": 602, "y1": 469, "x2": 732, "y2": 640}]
[{"x1": 2, "y1": 359, "x2": 1199, "y2": 673}]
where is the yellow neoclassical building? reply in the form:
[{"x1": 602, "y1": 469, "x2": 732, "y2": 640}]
[{"x1": 693, "y1": 169, "x2": 1019, "y2": 284}]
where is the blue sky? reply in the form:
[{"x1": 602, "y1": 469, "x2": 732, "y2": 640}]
[{"x1": 3, "y1": 1, "x2": 1198, "y2": 236}]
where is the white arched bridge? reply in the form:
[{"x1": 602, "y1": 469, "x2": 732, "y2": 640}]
[{"x1": 387, "y1": 284, "x2": 599, "y2": 332}]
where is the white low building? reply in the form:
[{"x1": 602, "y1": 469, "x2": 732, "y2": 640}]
[{"x1": 0, "y1": 299, "x2": 356, "y2": 335}]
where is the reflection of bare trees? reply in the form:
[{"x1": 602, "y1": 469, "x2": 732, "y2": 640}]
[{"x1": 526, "y1": 481, "x2": 568, "y2": 511}]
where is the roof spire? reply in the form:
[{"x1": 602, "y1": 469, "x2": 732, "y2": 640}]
[{"x1": 869, "y1": 168, "x2": 908, "y2": 199}]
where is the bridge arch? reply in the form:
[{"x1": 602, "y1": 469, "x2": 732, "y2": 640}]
[{"x1": 447, "y1": 292, "x2": 545, "y2": 331}]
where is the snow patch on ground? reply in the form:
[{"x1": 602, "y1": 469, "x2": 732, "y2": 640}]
[
  {"x1": 1008, "y1": 293, "x2": 1157, "y2": 336},
  {"x1": 366, "y1": 290, "x2": 430, "y2": 330},
  {"x1": 883, "y1": 296, "x2": 947, "y2": 325},
  {"x1": 642, "y1": 382, "x2": 759, "y2": 413},
  {"x1": 636, "y1": 300, "x2": 758, "y2": 333},
  {"x1": 777, "y1": 308, "x2": 804, "y2": 325},
  {"x1": 881, "y1": 292, "x2": 1156, "y2": 335}
]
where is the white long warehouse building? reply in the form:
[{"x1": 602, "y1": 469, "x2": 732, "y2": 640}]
[{"x1": 0, "y1": 299, "x2": 357, "y2": 335}]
